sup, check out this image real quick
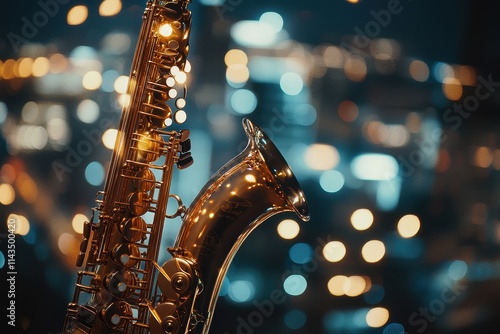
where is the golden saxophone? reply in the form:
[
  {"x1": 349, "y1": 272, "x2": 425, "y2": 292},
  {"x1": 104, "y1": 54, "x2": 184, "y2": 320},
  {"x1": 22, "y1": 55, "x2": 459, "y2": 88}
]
[{"x1": 63, "y1": 1, "x2": 309, "y2": 333}]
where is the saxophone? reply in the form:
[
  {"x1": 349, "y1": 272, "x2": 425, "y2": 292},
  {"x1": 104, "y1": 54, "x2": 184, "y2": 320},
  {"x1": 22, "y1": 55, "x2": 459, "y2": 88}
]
[{"x1": 63, "y1": 1, "x2": 309, "y2": 333}]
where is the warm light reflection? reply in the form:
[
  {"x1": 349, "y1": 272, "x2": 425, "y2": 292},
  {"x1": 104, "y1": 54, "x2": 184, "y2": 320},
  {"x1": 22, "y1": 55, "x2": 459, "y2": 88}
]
[
  {"x1": 350, "y1": 208, "x2": 374, "y2": 231},
  {"x1": 493, "y1": 149, "x2": 500, "y2": 170},
  {"x1": 99, "y1": 0, "x2": 122, "y2": 17},
  {"x1": 397, "y1": 214, "x2": 421, "y2": 238},
  {"x1": 72, "y1": 213, "x2": 88, "y2": 234},
  {"x1": 77, "y1": 99, "x2": 100, "y2": 124},
  {"x1": 323, "y1": 241, "x2": 346, "y2": 262},
  {"x1": 362, "y1": 240, "x2": 385, "y2": 263},
  {"x1": 277, "y1": 219, "x2": 300, "y2": 240},
  {"x1": 304, "y1": 144, "x2": 340, "y2": 170},
  {"x1": 102, "y1": 129, "x2": 118, "y2": 149},
  {"x1": 366, "y1": 307, "x2": 389, "y2": 328},
  {"x1": 0, "y1": 184, "x2": 15, "y2": 205},
  {"x1": 7, "y1": 213, "x2": 30, "y2": 236},
  {"x1": 67, "y1": 5, "x2": 89, "y2": 25},
  {"x1": 119, "y1": 94, "x2": 131, "y2": 108},
  {"x1": 405, "y1": 112, "x2": 422, "y2": 133},
  {"x1": 83, "y1": 71, "x2": 103, "y2": 90}
]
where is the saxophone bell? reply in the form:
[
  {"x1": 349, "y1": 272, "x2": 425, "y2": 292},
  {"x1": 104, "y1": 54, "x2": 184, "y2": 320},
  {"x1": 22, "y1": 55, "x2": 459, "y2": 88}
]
[{"x1": 150, "y1": 118, "x2": 309, "y2": 334}]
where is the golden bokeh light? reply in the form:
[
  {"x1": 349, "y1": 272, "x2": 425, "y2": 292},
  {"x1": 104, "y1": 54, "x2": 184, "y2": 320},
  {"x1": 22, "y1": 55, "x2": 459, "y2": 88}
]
[
  {"x1": 82, "y1": 71, "x2": 103, "y2": 90},
  {"x1": 344, "y1": 57, "x2": 367, "y2": 82},
  {"x1": 224, "y1": 49, "x2": 248, "y2": 67},
  {"x1": 397, "y1": 214, "x2": 421, "y2": 238},
  {"x1": 361, "y1": 240, "x2": 385, "y2": 263},
  {"x1": 0, "y1": 184, "x2": 15, "y2": 205},
  {"x1": 366, "y1": 307, "x2": 390, "y2": 328},
  {"x1": 99, "y1": 0, "x2": 122, "y2": 17},
  {"x1": 72, "y1": 213, "x2": 89, "y2": 234},
  {"x1": 350, "y1": 208, "x2": 374, "y2": 231},
  {"x1": 304, "y1": 144, "x2": 340, "y2": 170},
  {"x1": 338, "y1": 100, "x2": 359, "y2": 122},
  {"x1": 114, "y1": 75, "x2": 129, "y2": 94},
  {"x1": 323, "y1": 241, "x2": 346, "y2": 262},
  {"x1": 473, "y1": 146, "x2": 493, "y2": 168},
  {"x1": 16, "y1": 172, "x2": 38, "y2": 203},
  {"x1": 277, "y1": 219, "x2": 300, "y2": 240},
  {"x1": 327, "y1": 275, "x2": 348, "y2": 296},
  {"x1": 58, "y1": 232, "x2": 79, "y2": 256},
  {"x1": 226, "y1": 64, "x2": 250, "y2": 85},
  {"x1": 442, "y1": 77, "x2": 463, "y2": 101},
  {"x1": 67, "y1": 5, "x2": 89, "y2": 26},
  {"x1": 409, "y1": 59, "x2": 429, "y2": 82}
]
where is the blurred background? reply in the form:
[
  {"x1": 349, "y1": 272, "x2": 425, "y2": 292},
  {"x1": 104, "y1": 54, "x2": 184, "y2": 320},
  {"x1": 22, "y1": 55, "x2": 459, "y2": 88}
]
[{"x1": 1, "y1": 0, "x2": 500, "y2": 333}]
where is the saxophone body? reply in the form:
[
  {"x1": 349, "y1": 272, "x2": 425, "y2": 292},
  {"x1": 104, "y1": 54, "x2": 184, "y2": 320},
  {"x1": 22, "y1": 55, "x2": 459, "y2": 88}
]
[{"x1": 63, "y1": 1, "x2": 309, "y2": 333}]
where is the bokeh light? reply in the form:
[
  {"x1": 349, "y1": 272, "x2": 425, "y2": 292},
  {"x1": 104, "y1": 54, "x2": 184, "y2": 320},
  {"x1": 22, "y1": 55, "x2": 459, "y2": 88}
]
[
  {"x1": 67, "y1": 5, "x2": 89, "y2": 25},
  {"x1": 99, "y1": 0, "x2": 122, "y2": 17},
  {"x1": 277, "y1": 219, "x2": 300, "y2": 239},
  {"x1": 350, "y1": 208, "x2": 374, "y2": 231},
  {"x1": 7, "y1": 213, "x2": 30, "y2": 236},
  {"x1": 323, "y1": 241, "x2": 346, "y2": 262},
  {"x1": 228, "y1": 280, "x2": 255, "y2": 302},
  {"x1": 319, "y1": 170, "x2": 345, "y2": 193},
  {"x1": 72, "y1": 213, "x2": 88, "y2": 234},
  {"x1": 362, "y1": 240, "x2": 386, "y2": 263},
  {"x1": 397, "y1": 214, "x2": 421, "y2": 238},
  {"x1": 0, "y1": 183, "x2": 15, "y2": 205},
  {"x1": 305, "y1": 144, "x2": 340, "y2": 171},
  {"x1": 85, "y1": 161, "x2": 105, "y2": 186},
  {"x1": 289, "y1": 243, "x2": 313, "y2": 264},
  {"x1": 366, "y1": 307, "x2": 389, "y2": 328},
  {"x1": 284, "y1": 275, "x2": 307, "y2": 296}
]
